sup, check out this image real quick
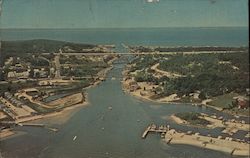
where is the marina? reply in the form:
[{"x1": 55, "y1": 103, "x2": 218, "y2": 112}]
[{"x1": 141, "y1": 124, "x2": 169, "y2": 139}]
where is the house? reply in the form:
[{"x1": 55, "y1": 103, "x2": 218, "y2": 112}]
[
  {"x1": 7, "y1": 71, "x2": 30, "y2": 79},
  {"x1": 4, "y1": 57, "x2": 13, "y2": 66},
  {"x1": 233, "y1": 96, "x2": 249, "y2": 109},
  {"x1": 237, "y1": 99, "x2": 248, "y2": 109},
  {"x1": 128, "y1": 81, "x2": 141, "y2": 92},
  {"x1": 34, "y1": 69, "x2": 48, "y2": 78}
]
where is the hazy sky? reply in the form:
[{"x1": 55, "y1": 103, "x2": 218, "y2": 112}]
[{"x1": 0, "y1": 0, "x2": 248, "y2": 28}]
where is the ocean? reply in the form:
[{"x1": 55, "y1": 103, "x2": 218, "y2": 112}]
[{"x1": 1, "y1": 27, "x2": 248, "y2": 47}]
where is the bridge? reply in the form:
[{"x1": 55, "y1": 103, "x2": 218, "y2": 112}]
[
  {"x1": 42, "y1": 50, "x2": 243, "y2": 56},
  {"x1": 42, "y1": 52, "x2": 165, "y2": 56}
]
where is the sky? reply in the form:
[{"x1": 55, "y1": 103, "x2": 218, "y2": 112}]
[{"x1": 0, "y1": 0, "x2": 248, "y2": 29}]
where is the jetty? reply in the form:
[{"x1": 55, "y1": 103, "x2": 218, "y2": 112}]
[
  {"x1": 18, "y1": 123, "x2": 45, "y2": 127},
  {"x1": 1, "y1": 121, "x2": 58, "y2": 132}
]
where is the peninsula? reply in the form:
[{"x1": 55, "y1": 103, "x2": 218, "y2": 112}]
[{"x1": 0, "y1": 39, "x2": 118, "y2": 139}]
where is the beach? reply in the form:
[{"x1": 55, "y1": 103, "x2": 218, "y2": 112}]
[{"x1": 165, "y1": 129, "x2": 250, "y2": 156}]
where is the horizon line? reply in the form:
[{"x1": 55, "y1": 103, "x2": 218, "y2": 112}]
[{"x1": 0, "y1": 26, "x2": 248, "y2": 30}]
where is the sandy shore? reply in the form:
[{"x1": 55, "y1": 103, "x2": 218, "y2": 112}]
[
  {"x1": 1, "y1": 51, "x2": 118, "y2": 141},
  {"x1": 122, "y1": 76, "x2": 249, "y2": 119},
  {"x1": 171, "y1": 114, "x2": 250, "y2": 137},
  {"x1": 0, "y1": 129, "x2": 15, "y2": 140},
  {"x1": 33, "y1": 100, "x2": 89, "y2": 125},
  {"x1": 170, "y1": 115, "x2": 187, "y2": 124},
  {"x1": 201, "y1": 99, "x2": 223, "y2": 111},
  {"x1": 0, "y1": 94, "x2": 89, "y2": 140},
  {"x1": 122, "y1": 78, "x2": 192, "y2": 105},
  {"x1": 27, "y1": 62, "x2": 114, "y2": 124},
  {"x1": 165, "y1": 129, "x2": 250, "y2": 156}
]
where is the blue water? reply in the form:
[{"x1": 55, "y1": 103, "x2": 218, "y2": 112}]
[{"x1": 1, "y1": 27, "x2": 248, "y2": 47}]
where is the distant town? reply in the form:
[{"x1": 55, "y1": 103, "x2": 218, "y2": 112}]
[{"x1": 0, "y1": 39, "x2": 118, "y2": 137}]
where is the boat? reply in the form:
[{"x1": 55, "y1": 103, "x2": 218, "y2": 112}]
[
  {"x1": 108, "y1": 106, "x2": 112, "y2": 110},
  {"x1": 73, "y1": 136, "x2": 77, "y2": 141},
  {"x1": 161, "y1": 132, "x2": 165, "y2": 138}
]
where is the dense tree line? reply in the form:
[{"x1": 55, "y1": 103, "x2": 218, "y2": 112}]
[
  {"x1": 175, "y1": 112, "x2": 210, "y2": 125},
  {"x1": 132, "y1": 46, "x2": 248, "y2": 53},
  {"x1": 1, "y1": 40, "x2": 97, "y2": 60},
  {"x1": 129, "y1": 51, "x2": 249, "y2": 99}
]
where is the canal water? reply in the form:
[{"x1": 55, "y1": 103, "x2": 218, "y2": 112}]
[
  {"x1": 1, "y1": 57, "x2": 247, "y2": 158},
  {"x1": 1, "y1": 28, "x2": 248, "y2": 158}
]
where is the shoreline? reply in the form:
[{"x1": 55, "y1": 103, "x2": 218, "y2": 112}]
[
  {"x1": 0, "y1": 129, "x2": 26, "y2": 141},
  {"x1": 170, "y1": 114, "x2": 213, "y2": 129},
  {"x1": 121, "y1": 79, "x2": 249, "y2": 117},
  {"x1": 1, "y1": 61, "x2": 116, "y2": 140},
  {"x1": 122, "y1": 79, "x2": 199, "y2": 106},
  {"x1": 170, "y1": 114, "x2": 250, "y2": 137},
  {"x1": 165, "y1": 129, "x2": 250, "y2": 157}
]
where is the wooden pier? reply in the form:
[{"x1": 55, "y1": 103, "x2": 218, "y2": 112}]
[
  {"x1": 142, "y1": 124, "x2": 169, "y2": 139},
  {"x1": 142, "y1": 126, "x2": 151, "y2": 138}
]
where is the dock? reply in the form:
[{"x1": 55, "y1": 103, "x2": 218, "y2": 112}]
[
  {"x1": 141, "y1": 124, "x2": 250, "y2": 157},
  {"x1": 142, "y1": 124, "x2": 169, "y2": 139},
  {"x1": 142, "y1": 126, "x2": 151, "y2": 138}
]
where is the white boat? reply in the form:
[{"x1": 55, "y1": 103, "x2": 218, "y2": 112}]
[{"x1": 73, "y1": 136, "x2": 77, "y2": 141}]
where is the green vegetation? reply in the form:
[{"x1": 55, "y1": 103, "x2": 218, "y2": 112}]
[
  {"x1": 129, "y1": 55, "x2": 157, "y2": 72},
  {"x1": 1, "y1": 39, "x2": 96, "y2": 55},
  {"x1": 0, "y1": 39, "x2": 116, "y2": 117},
  {"x1": 61, "y1": 63, "x2": 108, "y2": 77},
  {"x1": 0, "y1": 81, "x2": 37, "y2": 95},
  {"x1": 208, "y1": 93, "x2": 238, "y2": 109},
  {"x1": 159, "y1": 52, "x2": 249, "y2": 98},
  {"x1": 22, "y1": 99, "x2": 54, "y2": 114},
  {"x1": 208, "y1": 93, "x2": 249, "y2": 116},
  {"x1": 134, "y1": 71, "x2": 158, "y2": 83},
  {"x1": 1, "y1": 39, "x2": 97, "y2": 66},
  {"x1": 175, "y1": 112, "x2": 210, "y2": 126},
  {"x1": 129, "y1": 50, "x2": 249, "y2": 100},
  {"x1": 24, "y1": 56, "x2": 50, "y2": 67}
]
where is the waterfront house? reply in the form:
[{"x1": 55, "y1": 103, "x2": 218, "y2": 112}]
[{"x1": 233, "y1": 96, "x2": 249, "y2": 109}]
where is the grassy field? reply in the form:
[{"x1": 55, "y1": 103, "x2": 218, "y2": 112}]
[
  {"x1": 208, "y1": 93, "x2": 239, "y2": 109},
  {"x1": 208, "y1": 93, "x2": 249, "y2": 116}
]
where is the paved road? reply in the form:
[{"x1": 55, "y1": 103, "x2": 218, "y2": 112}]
[{"x1": 54, "y1": 55, "x2": 61, "y2": 79}]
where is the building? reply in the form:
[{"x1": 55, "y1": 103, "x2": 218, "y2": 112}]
[
  {"x1": 7, "y1": 71, "x2": 30, "y2": 79},
  {"x1": 34, "y1": 69, "x2": 48, "y2": 78},
  {"x1": 233, "y1": 96, "x2": 249, "y2": 109},
  {"x1": 4, "y1": 92, "x2": 24, "y2": 107}
]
